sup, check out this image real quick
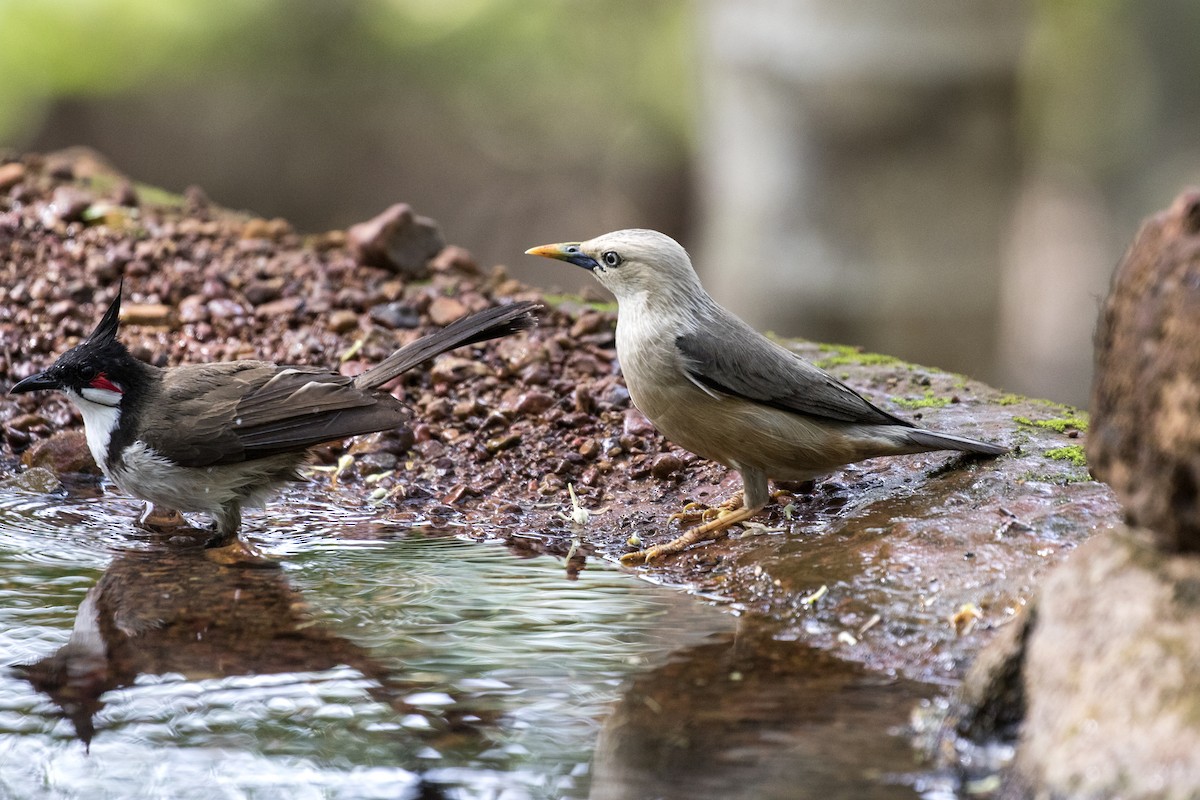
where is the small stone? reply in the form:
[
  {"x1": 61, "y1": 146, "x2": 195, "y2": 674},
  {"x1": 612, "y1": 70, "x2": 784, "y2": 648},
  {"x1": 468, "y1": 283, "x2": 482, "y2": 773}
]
[
  {"x1": 47, "y1": 300, "x2": 74, "y2": 321},
  {"x1": 603, "y1": 383, "x2": 631, "y2": 410},
  {"x1": 346, "y1": 202, "x2": 445, "y2": 277},
  {"x1": 48, "y1": 186, "x2": 93, "y2": 223},
  {"x1": 121, "y1": 303, "x2": 172, "y2": 327},
  {"x1": 0, "y1": 467, "x2": 63, "y2": 494},
  {"x1": 514, "y1": 391, "x2": 556, "y2": 416},
  {"x1": 573, "y1": 384, "x2": 595, "y2": 414},
  {"x1": 429, "y1": 356, "x2": 491, "y2": 384},
  {"x1": 429, "y1": 245, "x2": 479, "y2": 274},
  {"x1": 538, "y1": 473, "x2": 565, "y2": 495},
  {"x1": 520, "y1": 364, "x2": 550, "y2": 386},
  {"x1": 7, "y1": 413, "x2": 48, "y2": 433},
  {"x1": 414, "y1": 439, "x2": 446, "y2": 460},
  {"x1": 495, "y1": 336, "x2": 542, "y2": 370},
  {"x1": 20, "y1": 430, "x2": 101, "y2": 475},
  {"x1": 328, "y1": 309, "x2": 359, "y2": 334},
  {"x1": 369, "y1": 302, "x2": 420, "y2": 330},
  {"x1": 0, "y1": 162, "x2": 26, "y2": 191},
  {"x1": 568, "y1": 353, "x2": 602, "y2": 376},
  {"x1": 424, "y1": 398, "x2": 454, "y2": 421},
  {"x1": 452, "y1": 398, "x2": 480, "y2": 419},
  {"x1": 578, "y1": 439, "x2": 600, "y2": 459},
  {"x1": 241, "y1": 218, "x2": 274, "y2": 239},
  {"x1": 485, "y1": 432, "x2": 522, "y2": 454},
  {"x1": 207, "y1": 298, "x2": 248, "y2": 319},
  {"x1": 178, "y1": 294, "x2": 209, "y2": 324},
  {"x1": 650, "y1": 453, "x2": 685, "y2": 480},
  {"x1": 254, "y1": 296, "x2": 303, "y2": 320},
  {"x1": 390, "y1": 426, "x2": 416, "y2": 453},
  {"x1": 427, "y1": 295, "x2": 468, "y2": 327},
  {"x1": 356, "y1": 452, "x2": 398, "y2": 473},
  {"x1": 243, "y1": 278, "x2": 284, "y2": 305},
  {"x1": 570, "y1": 311, "x2": 609, "y2": 338},
  {"x1": 623, "y1": 408, "x2": 657, "y2": 437}
]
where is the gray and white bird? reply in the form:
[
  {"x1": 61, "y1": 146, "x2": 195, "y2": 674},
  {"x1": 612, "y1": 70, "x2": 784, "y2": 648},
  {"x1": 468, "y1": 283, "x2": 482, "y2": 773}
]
[
  {"x1": 527, "y1": 229, "x2": 1006, "y2": 565},
  {"x1": 10, "y1": 286, "x2": 538, "y2": 554}
]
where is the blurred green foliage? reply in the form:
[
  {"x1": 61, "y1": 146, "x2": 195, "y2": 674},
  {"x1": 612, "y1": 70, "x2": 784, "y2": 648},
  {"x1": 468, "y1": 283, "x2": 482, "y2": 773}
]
[
  {"x1": 0, "y1": 0, "x2": 692, "y2": 151},
  {"x1": 0, "y1": 0, "x2": 270, "y2": 139}
]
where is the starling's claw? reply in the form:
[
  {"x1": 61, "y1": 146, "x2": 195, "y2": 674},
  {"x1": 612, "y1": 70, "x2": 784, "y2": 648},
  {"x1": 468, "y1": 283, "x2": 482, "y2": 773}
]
[
  {"x1": 667, "y1": 492, "x2": 746, "y2": 526},
  {"x1": 667, "y1": 501, "x2": 712, "y2": 526},
  {"x1": 620, "y1": 501, "x2": 759, "y2": 566}
]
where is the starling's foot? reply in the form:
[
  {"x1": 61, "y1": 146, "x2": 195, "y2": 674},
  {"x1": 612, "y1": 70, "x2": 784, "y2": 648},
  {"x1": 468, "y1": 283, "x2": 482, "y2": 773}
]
[
  {"x1": 203, "y1": 538, "x2": 279, "y2": 569},
  {"x1": 138, "y1": 503, "x2": 187, "y2": 532},
  {"x1": 667, "y1": 492, "x2": 745, "y2": 526},
  {"x1": 620, "y1": 503, "x2": 760, "y2": 566}
]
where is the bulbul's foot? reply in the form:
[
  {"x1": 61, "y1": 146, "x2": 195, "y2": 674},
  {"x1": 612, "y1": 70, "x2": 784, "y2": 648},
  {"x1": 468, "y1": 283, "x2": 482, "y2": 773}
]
[
  {"x1": 667, "y1": 491, "x2": 746, "y2": 526},
  {"x1": 203, "y1": 538, "x2": 279, "y2": 569},
  {"x1": 620, "y1": 503, "x2": 761, "y2": 566}
]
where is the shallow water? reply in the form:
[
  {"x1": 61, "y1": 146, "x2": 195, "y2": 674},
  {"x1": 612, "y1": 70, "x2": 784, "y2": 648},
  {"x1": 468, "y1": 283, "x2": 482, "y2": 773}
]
[{"x1": 0, "y1": 482, "x2": 945, "y2": 799}]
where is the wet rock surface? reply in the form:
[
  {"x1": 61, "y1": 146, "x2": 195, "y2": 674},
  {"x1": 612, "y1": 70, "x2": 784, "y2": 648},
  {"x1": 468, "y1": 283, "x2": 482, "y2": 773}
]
[
  {"x1": 946, "y1": 191, "x2": 1200, "y2": 799},
  {"x1": 1090, "y1": 190, "x2": 1200, "y2": 552},
  {"x1": 0, "y1": 148, "x2": 1120, "y2": 698}
]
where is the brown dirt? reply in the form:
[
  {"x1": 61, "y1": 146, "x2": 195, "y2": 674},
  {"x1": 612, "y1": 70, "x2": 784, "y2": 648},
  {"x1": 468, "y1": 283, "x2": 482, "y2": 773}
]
[{"x1": 0, "y1": 148, "x2": 1122, "y2": 686}]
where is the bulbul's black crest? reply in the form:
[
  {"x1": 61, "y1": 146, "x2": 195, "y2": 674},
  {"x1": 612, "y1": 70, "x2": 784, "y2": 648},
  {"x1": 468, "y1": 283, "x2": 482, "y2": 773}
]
[{"x1": 87, "y1": 279, "x2": 123, "y2": 346}]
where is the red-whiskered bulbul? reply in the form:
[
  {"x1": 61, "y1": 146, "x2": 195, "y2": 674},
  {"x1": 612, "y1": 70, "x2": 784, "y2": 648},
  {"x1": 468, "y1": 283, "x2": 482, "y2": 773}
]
[{"x1": 10, "y1": 286, "x2": 539, "y2": 547}]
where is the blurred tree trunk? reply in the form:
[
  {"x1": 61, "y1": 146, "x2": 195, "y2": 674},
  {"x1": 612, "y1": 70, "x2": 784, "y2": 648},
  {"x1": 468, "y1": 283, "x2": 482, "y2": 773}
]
[{"x1": 695, "y1": 0, "x2": 1026, "y2": 384}]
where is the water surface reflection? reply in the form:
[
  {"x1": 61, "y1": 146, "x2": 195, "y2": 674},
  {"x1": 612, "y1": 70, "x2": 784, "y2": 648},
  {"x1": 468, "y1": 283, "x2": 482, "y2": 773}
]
[{"x1": 0, "y1": 488, "x2": 936, "y2": 799}]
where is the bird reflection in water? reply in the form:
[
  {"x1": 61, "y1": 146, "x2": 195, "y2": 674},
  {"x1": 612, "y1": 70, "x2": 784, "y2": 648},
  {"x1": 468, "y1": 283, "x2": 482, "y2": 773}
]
[
  {"x1": 589, "y1": 625, "x2": 933, "y2": 800},
  {"x1": 14, "y1": 535, "x2": 486, "y2": 750}
]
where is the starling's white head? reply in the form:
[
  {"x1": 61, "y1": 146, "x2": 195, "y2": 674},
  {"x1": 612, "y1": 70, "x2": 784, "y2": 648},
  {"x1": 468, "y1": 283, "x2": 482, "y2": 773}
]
[{"x1": 526, "y1": 229, "x2": 706, "y2": 307}]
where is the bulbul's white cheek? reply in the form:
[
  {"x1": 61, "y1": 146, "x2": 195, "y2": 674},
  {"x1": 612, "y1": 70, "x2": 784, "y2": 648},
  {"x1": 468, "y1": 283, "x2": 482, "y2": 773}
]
[{"x1": 80, "y1": 386, "x2": 123, "y2": 406}]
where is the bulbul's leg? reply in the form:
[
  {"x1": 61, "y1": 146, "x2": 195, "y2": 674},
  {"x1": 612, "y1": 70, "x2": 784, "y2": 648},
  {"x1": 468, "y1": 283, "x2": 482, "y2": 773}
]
[
  {"x1": 204, "y1": 503, "x2": 242, "y2": 548},
  {"x1": 202, "y1": 503, "x2": 276, "y2": 568},
  {"x1": 621, "y1": 469, "x2": 770, "y2": 565},
  {"x1": 137, "y1": 502, "x2": 187, "y2": 531}
]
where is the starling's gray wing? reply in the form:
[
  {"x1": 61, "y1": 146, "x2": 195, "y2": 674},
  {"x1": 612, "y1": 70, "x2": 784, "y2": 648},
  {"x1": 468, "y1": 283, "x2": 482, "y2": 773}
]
[
  {"x1": 675, "y1": 312, "x2": 913, "y2": 428},
  {"x1": 141, "y1": 362, "x2": 407, "y2": 467}
]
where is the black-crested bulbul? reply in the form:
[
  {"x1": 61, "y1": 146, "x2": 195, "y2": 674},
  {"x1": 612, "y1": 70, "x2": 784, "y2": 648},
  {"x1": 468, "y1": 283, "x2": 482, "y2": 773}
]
[{"x1": 10, "y1": 286, "x2": 538, "y2": 547}]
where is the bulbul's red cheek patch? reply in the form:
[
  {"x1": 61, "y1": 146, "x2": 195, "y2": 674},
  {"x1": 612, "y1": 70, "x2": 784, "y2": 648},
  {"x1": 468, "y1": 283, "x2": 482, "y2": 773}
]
[{"x1": 91, "y1": 374, "x2": 123, "y2": 394}]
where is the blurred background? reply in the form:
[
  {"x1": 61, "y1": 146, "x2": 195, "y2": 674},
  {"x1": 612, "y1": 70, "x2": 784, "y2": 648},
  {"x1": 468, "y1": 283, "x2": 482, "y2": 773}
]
[{"x1": 3, "y1": 0, "x2": 1200, "y2": 406}]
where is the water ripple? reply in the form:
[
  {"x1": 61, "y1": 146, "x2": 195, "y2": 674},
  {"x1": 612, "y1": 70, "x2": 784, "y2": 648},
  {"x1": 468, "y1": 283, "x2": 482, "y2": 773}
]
[{"x1": 0, "y1": 481, "x2": 735, "y2": 800}]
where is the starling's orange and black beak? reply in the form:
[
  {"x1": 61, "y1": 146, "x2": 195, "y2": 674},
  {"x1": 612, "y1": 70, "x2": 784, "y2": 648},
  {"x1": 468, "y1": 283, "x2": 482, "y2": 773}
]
[{"x1": 525, "y1": 242, "x2": 600, "y2": 271}]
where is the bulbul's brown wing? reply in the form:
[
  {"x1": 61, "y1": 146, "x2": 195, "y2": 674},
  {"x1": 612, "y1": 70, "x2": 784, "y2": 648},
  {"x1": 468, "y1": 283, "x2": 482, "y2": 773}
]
[{"x1": 139, "y1": 362, "x2": 408, "y2": 467}]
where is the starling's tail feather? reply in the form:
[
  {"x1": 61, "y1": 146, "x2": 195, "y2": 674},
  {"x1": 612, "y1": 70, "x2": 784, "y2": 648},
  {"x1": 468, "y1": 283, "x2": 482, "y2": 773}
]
[
  {"x1": 904, "y1": 428, "x2": 1008, "y2": 457},
  {"x1": 354, "y1": 301, "x2": 540, "y2": 390}
]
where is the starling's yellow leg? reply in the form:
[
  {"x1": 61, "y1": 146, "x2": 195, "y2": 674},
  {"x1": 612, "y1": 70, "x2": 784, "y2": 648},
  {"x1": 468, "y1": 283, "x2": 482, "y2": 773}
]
[
  {"x1": 623, "y1": 468, "x2": 773, "y2": 566},
  {"x1": 621, "y1": 502, "x2": 762, "y2": 565},
  {"x1": 668, "y1": 491, "x2": 745, "y2": 526}
]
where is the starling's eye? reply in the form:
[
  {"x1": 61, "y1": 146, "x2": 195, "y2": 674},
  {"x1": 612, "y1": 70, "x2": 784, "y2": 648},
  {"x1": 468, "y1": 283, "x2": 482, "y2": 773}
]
[{"x1": 602, "y1": 251, "x2": 622, "y2": 268}]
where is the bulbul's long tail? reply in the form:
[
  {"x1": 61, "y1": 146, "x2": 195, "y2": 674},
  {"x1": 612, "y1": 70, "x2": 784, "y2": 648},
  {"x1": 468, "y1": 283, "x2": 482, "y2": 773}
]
[{"x1": 354, "y1": 301, "x2": 540, "y2": 390}]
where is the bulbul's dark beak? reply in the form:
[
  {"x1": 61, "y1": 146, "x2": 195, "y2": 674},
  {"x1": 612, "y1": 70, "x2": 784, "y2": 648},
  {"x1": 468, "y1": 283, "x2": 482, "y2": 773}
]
[
  {"x1": 525, "y1": 242, "x2": 599, "y2": 271},
  {"x1": 10, "y1": 370, "x2": 61, "y2": 394}
]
